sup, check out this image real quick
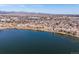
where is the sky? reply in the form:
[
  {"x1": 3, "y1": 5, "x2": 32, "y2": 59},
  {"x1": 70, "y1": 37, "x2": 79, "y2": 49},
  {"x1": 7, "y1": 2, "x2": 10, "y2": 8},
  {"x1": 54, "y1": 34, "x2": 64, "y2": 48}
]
[{"x1": 0, "y1": 4, "x2": 79, "y2": 14}]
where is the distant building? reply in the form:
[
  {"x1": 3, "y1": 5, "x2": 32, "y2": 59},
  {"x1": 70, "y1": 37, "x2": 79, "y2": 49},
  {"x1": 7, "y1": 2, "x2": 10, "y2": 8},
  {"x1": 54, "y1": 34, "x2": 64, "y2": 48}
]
[
  {"x1": 0, "y1": 19, "x2": 11, "y2": 22},
  {"x1": 28, "y1": 16, "x2": 40, "y2": 20}
]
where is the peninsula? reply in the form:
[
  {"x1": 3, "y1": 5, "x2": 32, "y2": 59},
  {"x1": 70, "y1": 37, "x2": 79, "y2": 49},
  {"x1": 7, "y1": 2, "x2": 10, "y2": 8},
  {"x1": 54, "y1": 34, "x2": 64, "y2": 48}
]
[{"x1": 0, "y1": 12, "x2": 79, "y2": 37}]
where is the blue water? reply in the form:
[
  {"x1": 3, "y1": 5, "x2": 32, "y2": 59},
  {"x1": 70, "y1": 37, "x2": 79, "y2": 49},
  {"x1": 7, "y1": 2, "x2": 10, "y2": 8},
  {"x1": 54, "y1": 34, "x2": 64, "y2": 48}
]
[{"x1": 0, "y1": 29, "x2": 79, "y2": 54}]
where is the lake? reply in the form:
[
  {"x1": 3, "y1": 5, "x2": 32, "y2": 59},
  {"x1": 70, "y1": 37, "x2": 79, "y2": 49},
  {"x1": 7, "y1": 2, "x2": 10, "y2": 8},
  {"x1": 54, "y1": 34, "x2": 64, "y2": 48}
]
[{"x1": 0, "y1": 29, "x2": 79, "y2": 54}]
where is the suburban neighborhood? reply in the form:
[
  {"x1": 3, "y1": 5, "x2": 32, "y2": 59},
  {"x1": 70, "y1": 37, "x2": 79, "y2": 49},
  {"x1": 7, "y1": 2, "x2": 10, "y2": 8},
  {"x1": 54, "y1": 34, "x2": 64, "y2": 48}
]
[{"x1": 0, "y1": 13, "x2": 79, "y2": 37}]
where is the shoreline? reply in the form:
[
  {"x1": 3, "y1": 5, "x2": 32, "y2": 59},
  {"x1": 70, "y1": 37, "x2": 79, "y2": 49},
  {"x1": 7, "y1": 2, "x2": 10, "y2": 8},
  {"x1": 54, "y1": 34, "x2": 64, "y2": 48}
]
[
  {"x1": 0, "y1": 14, "x2": 79, "y2": 38},
  {"x1": 0, "y1": 26, "x2": 79, "y2": 38}
]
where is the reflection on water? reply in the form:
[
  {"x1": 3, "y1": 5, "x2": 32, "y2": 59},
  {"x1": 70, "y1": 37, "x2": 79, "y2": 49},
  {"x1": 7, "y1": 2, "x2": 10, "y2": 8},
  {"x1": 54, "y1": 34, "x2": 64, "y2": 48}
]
[{"x1": 0, "y1": 29, "x2": 79, "y2": 54}]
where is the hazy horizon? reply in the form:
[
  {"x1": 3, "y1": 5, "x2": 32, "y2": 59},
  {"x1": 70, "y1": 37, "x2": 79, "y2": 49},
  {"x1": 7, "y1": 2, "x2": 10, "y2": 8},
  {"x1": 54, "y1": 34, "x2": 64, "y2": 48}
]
[{"x1": 0, "y1": 4, "x2": 79, "y2": 14}]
